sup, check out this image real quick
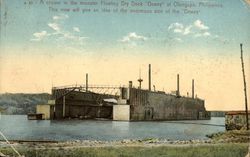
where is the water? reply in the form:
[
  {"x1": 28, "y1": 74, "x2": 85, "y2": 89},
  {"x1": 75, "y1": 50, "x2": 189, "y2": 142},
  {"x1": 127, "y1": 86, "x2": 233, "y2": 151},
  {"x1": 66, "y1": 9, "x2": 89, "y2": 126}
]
[{"x1": 0, "y1": 115, "x2": 225, "y2": 141}]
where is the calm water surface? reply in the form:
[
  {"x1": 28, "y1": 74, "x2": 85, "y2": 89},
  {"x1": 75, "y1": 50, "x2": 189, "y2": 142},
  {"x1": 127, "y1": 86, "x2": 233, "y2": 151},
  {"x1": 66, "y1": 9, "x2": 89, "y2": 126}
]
[{"x1": 0, "y1": 115, "x2": 225, "y2": 141}]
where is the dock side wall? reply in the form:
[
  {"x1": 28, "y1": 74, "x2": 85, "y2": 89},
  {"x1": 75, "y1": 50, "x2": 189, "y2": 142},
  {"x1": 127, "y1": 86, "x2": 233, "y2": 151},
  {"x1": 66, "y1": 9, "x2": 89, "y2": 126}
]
[{"x1": 129, "y1": 88, "x2": 209, "y2": 121}]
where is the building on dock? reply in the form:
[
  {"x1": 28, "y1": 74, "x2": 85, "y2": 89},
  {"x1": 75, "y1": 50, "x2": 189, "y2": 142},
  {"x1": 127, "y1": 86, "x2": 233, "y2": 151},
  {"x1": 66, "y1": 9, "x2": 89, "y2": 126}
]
[
  {"x1": 225, "y1": 111, "x2": 250, "y2": 130},
  {"x1": 36, "y1": 102, "x2": 55, "y2": 120}
]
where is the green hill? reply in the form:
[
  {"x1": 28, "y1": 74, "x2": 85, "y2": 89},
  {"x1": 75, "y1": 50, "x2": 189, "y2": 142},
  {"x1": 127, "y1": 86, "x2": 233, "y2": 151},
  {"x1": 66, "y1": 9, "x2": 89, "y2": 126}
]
[{"x1": 0, "y1": 93, "x2": 51, "y2": 114}]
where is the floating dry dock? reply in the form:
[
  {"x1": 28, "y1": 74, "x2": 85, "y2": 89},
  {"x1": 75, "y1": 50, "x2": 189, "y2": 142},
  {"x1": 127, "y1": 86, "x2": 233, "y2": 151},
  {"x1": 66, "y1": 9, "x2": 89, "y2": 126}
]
[{"x1": 35, "y1": 64, "x2": 210, "y2": 121}]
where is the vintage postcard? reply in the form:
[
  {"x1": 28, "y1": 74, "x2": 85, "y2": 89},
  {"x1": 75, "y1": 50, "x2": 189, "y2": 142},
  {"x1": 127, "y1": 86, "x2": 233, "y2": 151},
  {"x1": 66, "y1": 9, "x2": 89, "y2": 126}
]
[{"x1": 0, "y1": 0, "x2": 249, "y2": 156}]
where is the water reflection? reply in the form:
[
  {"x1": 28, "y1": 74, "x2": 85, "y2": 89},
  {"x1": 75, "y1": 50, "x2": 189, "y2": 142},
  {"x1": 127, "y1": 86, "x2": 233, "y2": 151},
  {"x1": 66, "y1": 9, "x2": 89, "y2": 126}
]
[{"x1": 112, "y1": 121, "x2": 130, "y2": 136}]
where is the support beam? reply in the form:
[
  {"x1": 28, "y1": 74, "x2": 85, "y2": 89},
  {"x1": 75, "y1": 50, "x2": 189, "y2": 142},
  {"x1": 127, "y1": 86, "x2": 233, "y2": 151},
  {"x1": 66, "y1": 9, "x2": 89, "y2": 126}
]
[{"x1": 63, "y1": 96, "x2": 66, "y2": 118}]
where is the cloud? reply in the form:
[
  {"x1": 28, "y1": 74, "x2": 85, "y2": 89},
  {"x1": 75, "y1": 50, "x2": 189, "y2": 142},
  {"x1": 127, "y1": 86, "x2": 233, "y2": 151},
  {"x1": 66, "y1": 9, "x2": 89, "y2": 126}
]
[
  {"x1": 120, "y1": 32, "x2": 147, "y2": 43},
  {"x1": 168, "y1": 20, "x2": 211, "y2": 39},
  {"x1": 168, "y1": 20, "x2": 229, "y2": 44},
  {"x1": 168, "y1": 23, "x2": 184, "y2": 30},
  {"x1": 173, "y1": 29, "x2": 182, "y2": 33},
  {"x1": 48, "y1": 14, "x2": 68, "y2": 33},
  {"x1": 73, "y1": 27, "x2": 80, "y2": 32},
  {"x1": 183, "y1": 25, "x2": 192, "y2": 35},
  {"x1": 61, "y1": 32, "x2": 87, "y2": 42},
  {"x1": 48, "y1": 23, "x2": 60, "y2": 32},
  {"x1": 194, "y1": 20, "x2": 209, "y2": 30},
  {"x1": 119, "y1": 32, "x2": 147, "y2": 47},
  {"x1": 174, "y1": 38, "x2": 183, "y2": 42},
  {"x1": 52, "y1": 14, "x2": 69, "y2": 20},
  {"x1": 194, "y1": 32, "x2": 211, "y2": 38},
  {"x1": 31, "y1": 31, "x2": 49, "y2": 41},
  {"x1": 203, "y1": 32, "x2": 211, "y2": 36},
  {"x1": 31, "y1": 14, "x2": 87, "y2": 47},
  {"x1": 212, "y1": 34, "x2": 230, "y2": 44},
  {"x1": 168, "y1": 23, "x2": 192, "y2": 35}
]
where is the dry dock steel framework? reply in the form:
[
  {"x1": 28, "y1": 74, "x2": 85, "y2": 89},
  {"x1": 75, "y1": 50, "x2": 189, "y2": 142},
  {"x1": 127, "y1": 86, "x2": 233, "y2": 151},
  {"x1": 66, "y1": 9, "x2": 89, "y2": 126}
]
[{"x1": 36, "y1": 64, "x2": 211, "y2": 121}]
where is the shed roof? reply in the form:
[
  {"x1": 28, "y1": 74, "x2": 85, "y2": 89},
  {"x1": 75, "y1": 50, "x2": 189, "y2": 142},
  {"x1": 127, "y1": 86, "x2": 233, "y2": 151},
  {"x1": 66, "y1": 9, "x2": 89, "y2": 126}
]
[{"x1": 225, "y1": 111, "x2": 250, "y2": 115}]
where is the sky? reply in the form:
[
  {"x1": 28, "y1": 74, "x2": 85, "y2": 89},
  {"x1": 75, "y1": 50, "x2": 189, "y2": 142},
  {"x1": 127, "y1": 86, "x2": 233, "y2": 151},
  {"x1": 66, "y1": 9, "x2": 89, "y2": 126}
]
[{"x1": 0, "y1": 0, "x2": 250, "y2": 111}]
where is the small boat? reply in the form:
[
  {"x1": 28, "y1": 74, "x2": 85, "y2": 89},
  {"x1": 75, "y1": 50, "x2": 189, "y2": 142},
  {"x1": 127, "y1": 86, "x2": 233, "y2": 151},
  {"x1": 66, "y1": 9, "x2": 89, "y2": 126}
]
[{"x1": 27, "y1": 113, "x2": 43, "y2": 120}]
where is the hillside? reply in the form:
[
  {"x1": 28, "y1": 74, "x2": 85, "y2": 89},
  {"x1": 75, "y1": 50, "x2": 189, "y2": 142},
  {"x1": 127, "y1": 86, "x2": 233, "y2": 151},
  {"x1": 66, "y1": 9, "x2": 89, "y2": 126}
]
[{"x1": 0, "y1": 93, "x2": 51, "y2": 114}]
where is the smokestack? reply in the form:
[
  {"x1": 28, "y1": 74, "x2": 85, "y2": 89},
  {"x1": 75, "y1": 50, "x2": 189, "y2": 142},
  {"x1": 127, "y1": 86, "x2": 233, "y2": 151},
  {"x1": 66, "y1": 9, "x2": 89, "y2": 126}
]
[
  {"x1": 129, "y1": 81, "x2": 133, "y2": 88},
  {"x1": 177, "y1": 74, "x2": 180, "y2": 96},
  {"x1": 192, "y1": 79, "x2": 194, "y2": 99},
  {"x1": 86, "y1": 73, "x2": 88, "y2": 92},
  {"x1": 149, "y1": 64, "x2": 151, "y2": 91}
]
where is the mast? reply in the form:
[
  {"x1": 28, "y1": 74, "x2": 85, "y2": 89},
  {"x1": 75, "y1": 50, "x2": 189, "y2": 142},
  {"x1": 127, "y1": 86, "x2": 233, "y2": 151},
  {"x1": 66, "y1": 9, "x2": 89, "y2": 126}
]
[
  {"x1": 240, "y1": 43, "x2": 249, "y2": 130},
  {"x1": 137, "y1": 68, "x2": 143, "y2": 89}
]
